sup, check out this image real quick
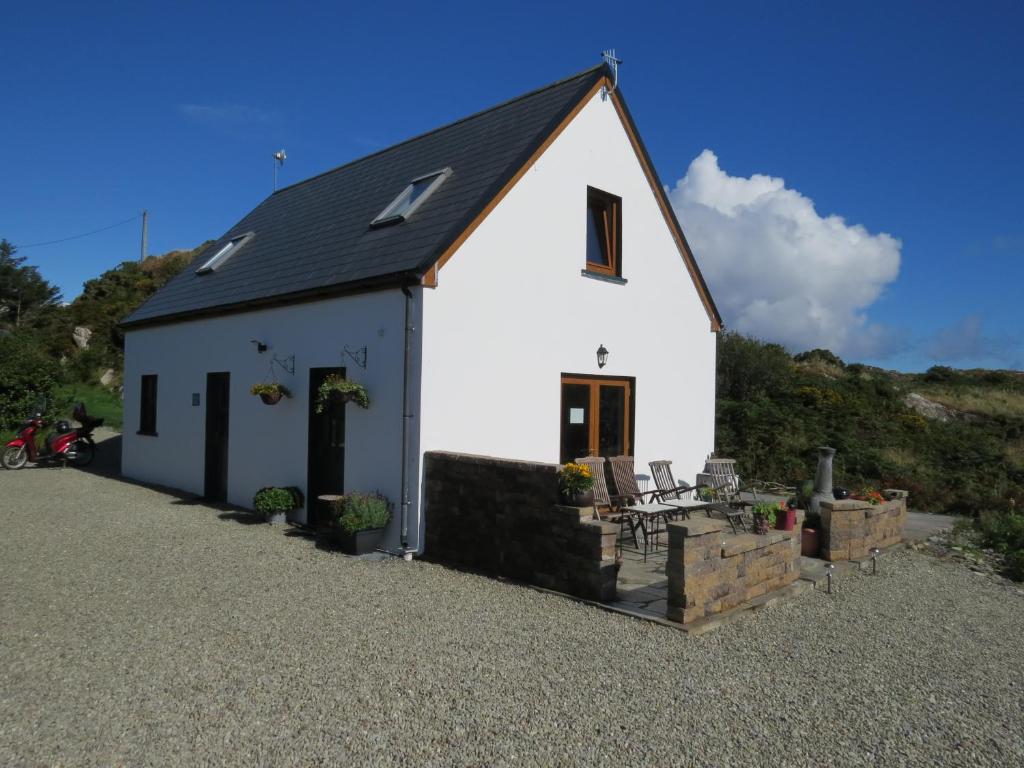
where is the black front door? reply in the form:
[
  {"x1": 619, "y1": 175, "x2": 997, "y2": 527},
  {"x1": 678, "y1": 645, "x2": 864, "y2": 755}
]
[
  {"x1": 204, "y1": 372, "x2": 230, "y2": 502},
  {"x1": 307, "y1": 367, "x2": 345, "y2": 526}
]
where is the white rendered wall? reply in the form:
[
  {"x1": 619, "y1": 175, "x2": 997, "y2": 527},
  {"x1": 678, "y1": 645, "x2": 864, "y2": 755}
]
[
  {"x1": 419, "y1": 90, "x2": 717, "y2": 487},
  {"x1": 122, "y1": 289, "x2": 421, "y2": 551}
]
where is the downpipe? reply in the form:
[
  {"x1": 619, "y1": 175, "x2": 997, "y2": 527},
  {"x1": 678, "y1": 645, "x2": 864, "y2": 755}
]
[{"x1": 399, "y1": 285, "x2": 415, "y2": 559}]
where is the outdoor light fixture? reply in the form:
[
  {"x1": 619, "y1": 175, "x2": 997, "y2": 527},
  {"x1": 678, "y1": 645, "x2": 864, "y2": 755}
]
[
  {"x1": 870, "y1": 547, "x2": 881, "y2": 575},
  {"x1": 597, "y1": 344, "x2": 609, "y2": 369},
  {"x1": 250, "y1": 340, "x2": 268, "y2": 353},
  {"x1": 824, "y1": 562, "x2": 836, "y2": 595}
]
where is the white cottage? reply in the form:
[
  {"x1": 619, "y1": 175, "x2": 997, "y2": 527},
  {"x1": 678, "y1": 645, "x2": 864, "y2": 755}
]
[{"x1": 121, "y1": 63, "x2": 723, "y2": 554}]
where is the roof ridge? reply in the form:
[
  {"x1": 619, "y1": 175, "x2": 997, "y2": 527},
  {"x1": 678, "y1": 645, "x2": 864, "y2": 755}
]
[{"x1": 269, "y1": 62, "x2": 609, "y2": 197}]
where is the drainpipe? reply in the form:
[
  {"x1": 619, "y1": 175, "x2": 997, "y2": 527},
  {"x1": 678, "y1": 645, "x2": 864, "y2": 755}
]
[{"x1": 399, "y1": 284, "x2": 415, "y2": 558}]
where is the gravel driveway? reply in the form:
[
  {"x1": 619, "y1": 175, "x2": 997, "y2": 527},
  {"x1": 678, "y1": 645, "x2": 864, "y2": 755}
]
[{"x1": 2, "y1": 432, "x2": 1023, "y2": 767}]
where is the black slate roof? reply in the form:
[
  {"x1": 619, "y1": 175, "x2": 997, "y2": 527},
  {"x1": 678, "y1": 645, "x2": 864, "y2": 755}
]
[{"x1": 123, "y1": 65, "x2": 608, "y2": 327}]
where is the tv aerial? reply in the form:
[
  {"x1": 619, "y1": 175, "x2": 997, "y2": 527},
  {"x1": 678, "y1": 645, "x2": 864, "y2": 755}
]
[{"x1": 273, "y1": 149, "x2": 287, "y2": 191}]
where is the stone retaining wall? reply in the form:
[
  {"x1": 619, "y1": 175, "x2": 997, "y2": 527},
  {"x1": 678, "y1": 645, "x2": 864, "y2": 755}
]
[
  {"x1": 423, "y1": 451, "x2": 618, "y2": 601},
  {"x1": 819, "y1": 490, "x2": 908, "y2": 562},
  {"x1": 666, "y1": 513, "x2": 804, "y2": 624}
]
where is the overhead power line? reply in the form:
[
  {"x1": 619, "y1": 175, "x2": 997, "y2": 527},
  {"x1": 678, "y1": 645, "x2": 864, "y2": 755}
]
[{"x1": 15, "y1": 213, "x2": 142, "y2": 250}]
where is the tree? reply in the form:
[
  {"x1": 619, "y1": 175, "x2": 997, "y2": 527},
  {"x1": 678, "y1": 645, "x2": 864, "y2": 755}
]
[
  {"x1": 0, "y1": 239, "x2": 62, "y2": 330},
  {"x1": 0, "y1": 331, "x2": 62, "y2": 429}
]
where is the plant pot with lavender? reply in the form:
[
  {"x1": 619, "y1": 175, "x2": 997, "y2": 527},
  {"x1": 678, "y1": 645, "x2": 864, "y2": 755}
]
[{"x1": 327, "y1": 492, "x2": 392, "y2": 555}]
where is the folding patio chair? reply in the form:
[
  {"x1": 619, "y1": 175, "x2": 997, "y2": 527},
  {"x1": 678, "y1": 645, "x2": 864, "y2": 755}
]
[
  {"x1": 607, "y1": 455, "x2": 679, "y2": 560},
  {"x1": 651, "y1": 456, "x2": 749, "y2": 536},
  {"x1": 696, "y1": 457, "x2": 753, "y2": 534},
  {"x1": 575, "y1": 456, "x2": 643, "y2": 553},
  {"x1": 647, "y1": 460, "x2": 718, "y2": 521}
]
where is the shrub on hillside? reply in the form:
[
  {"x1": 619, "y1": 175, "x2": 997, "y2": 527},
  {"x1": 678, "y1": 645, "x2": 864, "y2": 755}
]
[
  {"x1": 0, "y1": 332, "x2": 62, "y2": 429},
  {"x1": 976, "y1": 510, "x2": 1024, "y2": 581}
]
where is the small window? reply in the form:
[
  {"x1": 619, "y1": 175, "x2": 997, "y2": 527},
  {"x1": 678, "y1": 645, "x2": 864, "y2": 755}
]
[
  {"x1": 195, "y1": 233, "x2": 251, "y2": 274},
  {"x1": 585, "y1": 187, "x2": 622, "y2": 276},
  {"x1": 371, "y1": 168, "x2": 452, "y2": 227},
  {"x1": 139, "y1": 375, "x2": 158, "y2": 435}
]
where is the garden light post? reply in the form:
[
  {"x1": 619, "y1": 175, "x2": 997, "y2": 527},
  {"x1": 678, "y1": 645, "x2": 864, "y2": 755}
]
[
  {"x1": 870, "y1": 547, "x2": 881, "y2": 575},
  {"x1": 825, "y1": 562, "x2": 835, "y2": 594}
]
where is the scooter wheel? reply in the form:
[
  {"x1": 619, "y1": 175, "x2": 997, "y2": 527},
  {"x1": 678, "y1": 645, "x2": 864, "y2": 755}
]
[
  {"x1": 69, "y1": 439, "x2": 95, "y2": 468},
  {"x1": 2, "y1": 445, "x2": 28, "y2": 470}
]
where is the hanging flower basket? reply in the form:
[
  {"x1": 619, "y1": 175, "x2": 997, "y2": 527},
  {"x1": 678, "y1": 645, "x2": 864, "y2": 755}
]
[
  {"x1": 315, "y1": 375, "x2": 370, "y2": 413},
  {"x1": 250, "y1": 382, "x2": 292, "y2": 406}
]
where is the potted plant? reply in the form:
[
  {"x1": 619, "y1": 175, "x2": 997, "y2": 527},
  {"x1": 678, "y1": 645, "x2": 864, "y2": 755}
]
[
  {"x1": 775, "y1": 500, "x2": 797, "y2": 531},
  {"x1": 559, "y1": 462, "x2": 594, "y2": 506},
  {"x1": 253, "y1": 486, "x2": 304, "y2": 524},
  {"x1": 315, "y1": 374, "x2": 369, "y2": 412},
  {"x1": 751, "y1": 501, "x2": 778, "y2": 535},
  {"x1": 328, "y1": 492, "x2": 391, "y2": 555},
  {"x1": 250, "y1": 382, "x2": 291, "y2": 405}
]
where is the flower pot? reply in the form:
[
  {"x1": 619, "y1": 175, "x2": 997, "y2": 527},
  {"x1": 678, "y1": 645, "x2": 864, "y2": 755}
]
[
  {"x1": 801, "y1": 527, "x2": 820, "y2": 557},
  {"x1": 775, "y1": 508, "x2": 797, "y2": 531},
  {"x1": 336, "y1": 527, "x2": 385, "y2": 555},
  {"x1": 267, "y1": 511, "x2": 288, "y2": 525},
  {"x1": 564, "y1": 490, "x2": 594, "y2": 507},
  {"x1": 259, "y1": 391, "x2": 283, "y2": 405}
]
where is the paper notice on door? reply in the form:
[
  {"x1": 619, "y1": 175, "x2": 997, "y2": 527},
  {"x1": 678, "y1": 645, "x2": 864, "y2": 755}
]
[{"x1": 569, "y1": 408, "x2": 585, "y2": 424}]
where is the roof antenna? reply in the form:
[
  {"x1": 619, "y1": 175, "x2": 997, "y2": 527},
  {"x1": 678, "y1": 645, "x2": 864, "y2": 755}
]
[
  {"x1": 272, "y1": 149, "x2": 287, "y2": 191},
  {"x1": 600, "y1": 49, "x2": 622, "y2": 101}
]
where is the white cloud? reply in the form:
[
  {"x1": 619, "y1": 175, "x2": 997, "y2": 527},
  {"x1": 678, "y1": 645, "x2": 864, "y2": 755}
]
[{"x1": 668, "y1": 150, "x2": 903, "y2": 357}]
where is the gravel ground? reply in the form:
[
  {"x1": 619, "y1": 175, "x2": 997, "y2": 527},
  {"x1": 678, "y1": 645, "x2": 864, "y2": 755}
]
[{"x1": 2, "y1": 434, "x2": 1023, "y2": 767}]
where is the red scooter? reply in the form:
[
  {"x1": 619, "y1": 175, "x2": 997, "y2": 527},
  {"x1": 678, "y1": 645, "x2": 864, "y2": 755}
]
[{"x1": 2, "y1": 402, "x2": 103, "y2": 470}]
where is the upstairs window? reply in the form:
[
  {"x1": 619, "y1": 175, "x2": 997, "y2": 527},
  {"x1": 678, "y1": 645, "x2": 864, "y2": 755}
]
[
  {"x1": 139, "y1": 374, "x2": 158, "y2": 435},
  {"x1": 195, "y1": 233, "x2": 252, "y2": 275},
  {"x1": 371, "y1": 167, "x2": 452, "y2": 227},
  {"x1": 585, "y1": 187, "x2": 622, "y2": 277}
]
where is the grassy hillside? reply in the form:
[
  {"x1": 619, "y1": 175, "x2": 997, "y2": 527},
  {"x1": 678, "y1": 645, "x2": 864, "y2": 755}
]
[{"x1": 715, "y1": 335, "x2": 1024, "y2": 516}]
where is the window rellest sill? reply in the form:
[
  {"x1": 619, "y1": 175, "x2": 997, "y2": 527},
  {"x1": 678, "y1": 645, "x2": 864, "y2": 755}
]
[
  {"x1": 136, "y1": 430, "x2": 159, "y2": 437},
  {"x1": 581, "y1": 269, "x2": 627, "y2": 285}
]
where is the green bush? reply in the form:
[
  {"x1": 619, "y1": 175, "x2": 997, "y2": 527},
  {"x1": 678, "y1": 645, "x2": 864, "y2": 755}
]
[
  {"x1": 253, "y1": 486, "x2": 304, "y2": 516},
  {"x1": 973, "y1": 510, "x2": 1024, "y2": 581},
  {"x1": 331, "y1": 492, "x2": 391, "y2": 534},
  {"x1": 0, "y1": 332, "x2": 62, "y2": 430}
]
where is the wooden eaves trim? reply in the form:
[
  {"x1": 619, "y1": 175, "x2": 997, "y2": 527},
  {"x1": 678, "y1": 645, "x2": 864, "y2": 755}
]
[{"x1": 423, "y1": 75, "x2": 724, "y2": 332}]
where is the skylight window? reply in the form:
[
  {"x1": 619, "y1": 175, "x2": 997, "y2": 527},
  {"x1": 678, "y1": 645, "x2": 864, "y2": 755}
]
[
  {"x1": 371, "y1": 168, "x2": 452, "y2": 227},
  {"x1": 195, "y1": 233, "x2": 252, "y2": 274}
]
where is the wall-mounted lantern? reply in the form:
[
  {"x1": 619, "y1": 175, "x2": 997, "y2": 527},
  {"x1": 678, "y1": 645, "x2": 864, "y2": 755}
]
[
  {"x1": 250, "y1": 340, "x2": 268, "y2": 353},
  {"x1": 596, "y1": 344, "x2": 609, "y2": 369}
]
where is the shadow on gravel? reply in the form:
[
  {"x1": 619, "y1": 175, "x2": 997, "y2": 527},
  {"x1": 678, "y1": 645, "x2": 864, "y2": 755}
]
[{"x1": 217, "y1": 511, "x2": 265, "y2": 525}]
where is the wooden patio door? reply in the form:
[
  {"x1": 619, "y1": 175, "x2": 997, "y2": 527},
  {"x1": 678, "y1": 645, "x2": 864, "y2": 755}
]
[{"x1": 559, "y1": 375, "x2": 633, "y2": 463}]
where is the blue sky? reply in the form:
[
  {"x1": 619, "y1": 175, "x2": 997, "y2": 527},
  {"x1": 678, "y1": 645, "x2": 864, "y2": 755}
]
[{"x1": 2, "y1": 1, "x2": 1021, "y2": 371}]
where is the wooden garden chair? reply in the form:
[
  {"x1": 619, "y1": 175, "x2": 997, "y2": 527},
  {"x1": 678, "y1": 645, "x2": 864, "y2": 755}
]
[
  {"x1": 647, "y1": 460, "x2": 717, "y2": 521},
  {"x1": 651, "y1": 460, "x2": 749, "y2": 532},
  {"x1": 607, "y1": 455, "x2": 678, "y2": 560},
  {"x1": 575, "y1": 456, "x2": 642, "y2": 553}
]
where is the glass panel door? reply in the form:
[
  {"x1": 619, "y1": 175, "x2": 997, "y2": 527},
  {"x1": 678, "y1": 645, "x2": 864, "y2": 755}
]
[
  {"x1": 598, "y1": 385, "x2": 626, "y2": 457},
  {"x1": 559, "y1": 376, "x2": 632, "y2": 463},
  {"x1": 560, "y1": 383, "x2": 592, "y2": 463}
]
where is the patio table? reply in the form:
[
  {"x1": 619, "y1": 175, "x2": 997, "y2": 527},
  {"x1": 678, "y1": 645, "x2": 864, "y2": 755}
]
[{"x1": 619, "y1": 500, "x2": 678, "y2": 561}]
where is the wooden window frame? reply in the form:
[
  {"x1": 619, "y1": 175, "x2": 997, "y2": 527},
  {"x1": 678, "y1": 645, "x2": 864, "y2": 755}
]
[
  {"x1": 138, "y1": 374, "x2": 158, "y2": 436},
  {"x1": 585, "y1": 187, "x2": 622, "y2": 277}
]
